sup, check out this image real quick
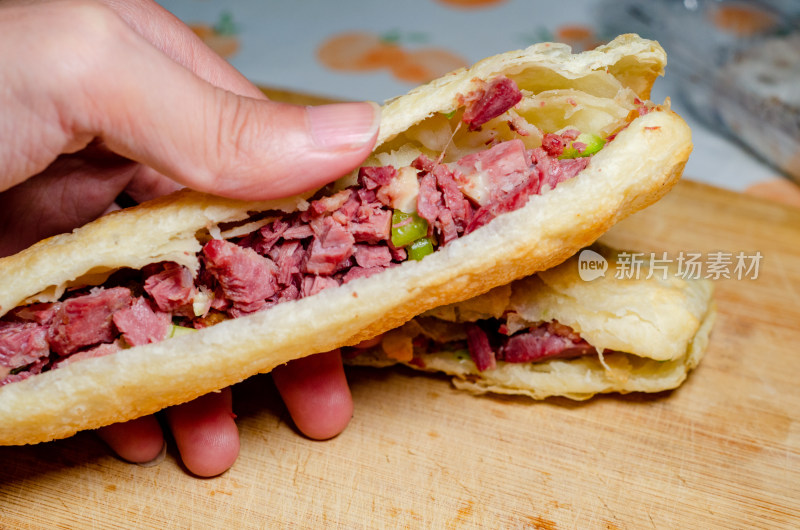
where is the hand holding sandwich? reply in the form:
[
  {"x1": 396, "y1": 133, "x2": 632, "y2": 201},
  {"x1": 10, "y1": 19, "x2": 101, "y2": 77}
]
[
  {"x1": 0, "y1": 8, "x2": 692, "y2": 477},
  {"x1": 0, "y1": 0, "x2": 379, "y2": 475}
]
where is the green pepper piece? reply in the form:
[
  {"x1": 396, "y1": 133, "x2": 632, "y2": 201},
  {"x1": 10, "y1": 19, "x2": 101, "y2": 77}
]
[
  {"x1": 407, "y1": 237, "x2": 434, "y2": 261},
  {"x1": 391, "y1": 210, "x2": 428, "y2": 248},
  {"x1": 169, "y1": 324, "x2": 197, "y2": 338},
  {"x1": 559, "y1": 133, "x2": 606, "y2": 159},
  {"x1": 452, "y1": 349, "x2": 471, "y2": 361},
  {"x1": 442, "y1": 110, "x2": 457, "y2": 119}
]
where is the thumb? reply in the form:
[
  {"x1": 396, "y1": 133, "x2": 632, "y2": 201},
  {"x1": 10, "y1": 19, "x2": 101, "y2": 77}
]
[
  {"x1": 104, "y1": 96, "x2": 381, "y2": 200},
  {"x1": 63, "y1": 5, "x2": 380, "y2": 200}
]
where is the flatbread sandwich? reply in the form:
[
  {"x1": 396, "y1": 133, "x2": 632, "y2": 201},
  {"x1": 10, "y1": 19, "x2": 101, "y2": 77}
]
[{"x1": 0, "y1": 34, "x2": 692, "y2": 445}]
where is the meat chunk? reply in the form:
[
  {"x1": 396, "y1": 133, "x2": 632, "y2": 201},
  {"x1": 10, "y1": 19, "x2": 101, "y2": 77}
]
[
  {"x1": 358, "y1": 166, "x2": 396, "y2": 190},
  {"x1": 462, "y1": 76, "x2": 523, "y2": 130},
  {"x1": 433, "y1": 165, "x2": 470, "y2": 233},
  {"x1": 311, "y1": 189, "x2": 355, "y2": 215},
  {"x1": 251, "y1": 219, "x2": 289, "y2": 255},
  {"x1": 416, "y1": 173, "x2": 442, "y2": 231},
  {"x1": 353, "y1": 244, "x2": 392, "y2": 268},
  {"x1": 305, "y1": 216, "x2": 356, "y2": 275},
  {"x1": 1, "y1": 358, "x2": 48, "y2": 386},
  {"x1": 466, "y1": 139, "x2": 589, "y2": 234},
  {"x1": 203, "y1": 239, "x2": 279, "y2": 313},
  {"x1": 465, "y1": 170, "x2": 540, "y2": 234},
  {"x1": 500, "y1": 325, "x2": 595, "y2": 363},
  {"x1": 270, "y1": 240, "x2": 306, "y2": 286},
  {"x1": 52, "y1": 341, "x2": 122, "y2": 370},
  {"x1": 48, "y1": 287, "x2": 133, "y2": 356},
  {"x1": 0, "y1": 321, "x2": 49, "y2": 371},
  {"x1": 537, "y1": 154, "x2": 590, "y2": 191},
  {"x1": 540, "y1": 133, "x2": 567, "y2": 157},
  {"x1": 112, "y1": 297, "x2": 171, "y2": 347},
  {"x1": 301, "y1": 275, "x2": 340, "y2": 297},
  {"x1": 456, "y1": 139, "x2": 531, "y2": 206},
  {"x1": 10, "y1": 303, "x2": 60, "y2": 326},
  {"x1": 466, "y1": 324, "x2": 496, "y2": 372},
  {"x1": 282, "y1": 223, "x2": 314, "y2": 240},
  {"x1": 144, "y1": 264, "x2": 195, "y2": 312},
  {"x1": 411, "y1": 154, "x2": 436, "y2": 173},
  {"x1": 341, "y1": 266, "x2": 384, "y2": 284},
  {"x1": 349, "y1": 204, "x2": 391, "y2": 244}
]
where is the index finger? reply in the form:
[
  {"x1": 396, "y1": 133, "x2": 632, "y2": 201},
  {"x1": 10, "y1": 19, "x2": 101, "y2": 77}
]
[{"x1": 100, "y1": 0, "x2": 265, "y2": 99}]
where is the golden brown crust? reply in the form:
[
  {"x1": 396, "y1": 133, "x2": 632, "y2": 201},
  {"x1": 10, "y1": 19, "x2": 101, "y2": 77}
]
[{"x1": 0, "y1": 35, "x2": 691, "y2": 445}]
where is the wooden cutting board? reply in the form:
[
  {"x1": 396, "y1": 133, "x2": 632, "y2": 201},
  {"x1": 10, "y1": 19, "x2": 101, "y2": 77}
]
[{"x1": 1, "y1": 179, "x2": 799, "y2": 528}]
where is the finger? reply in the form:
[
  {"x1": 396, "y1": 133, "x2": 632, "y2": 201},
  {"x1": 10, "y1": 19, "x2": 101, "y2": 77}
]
[
  {"x1": 0, "y1": 149, "x2": 138, "y2": 257},
  {"x1": 96, "y1": 415, "x2": 165, "y2": 464},
  {"x1": 120, "y1": 164, "x2": 183, "y2": 203},
  {"x1": 84, "y1": 6, "x2": 381, "y2": 200},
  {"x1": 100, "y1": 0, "x2": 264, "y2": 99},
  {"x1": 272, "y1": 350, "x2": 354, "y2": 440},
  {"x1": 0, "y1": 137, "x2": 186, "y2": 257},
  {"x1": 91, "y1": 75, "x2": 381, "y2": 200},
  {"x1": 2, "y1": 3, "x2": 380, "y2": 199},
  {"x1": 93, "y1": 0, "x2": 268, "y2": 203},
  {"x1": 165, "y1": 388, "x2": 239, "y2": 477}
]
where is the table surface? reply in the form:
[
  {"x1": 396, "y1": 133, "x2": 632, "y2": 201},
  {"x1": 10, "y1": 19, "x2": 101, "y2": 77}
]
[{"x1": 1, "y1": 179, "x2": 798, "y2": 529}]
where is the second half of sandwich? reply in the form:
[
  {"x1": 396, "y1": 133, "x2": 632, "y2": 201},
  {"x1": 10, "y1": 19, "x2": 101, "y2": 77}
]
[{"x1": 346, "y1": 246, "x2": 716, "y2": 400}]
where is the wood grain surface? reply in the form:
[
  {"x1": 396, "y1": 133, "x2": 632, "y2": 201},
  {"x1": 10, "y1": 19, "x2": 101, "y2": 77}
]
[{"x1": 1, "y1": 179, "x2": 798, "y2": 529}]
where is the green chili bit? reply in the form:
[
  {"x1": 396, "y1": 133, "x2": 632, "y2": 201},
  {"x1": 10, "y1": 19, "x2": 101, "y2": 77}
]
[
  {"x1": 559, "y1": 132, "x2": 606, "y2": 159},
  {"x1": 452, "y1": 349, "x2": 471, "y2": 361},
  {"x1": 442, "y1": 109, "x2": 457, "y2": 119},
  {"x1": 169, "y1": 324, "x2": 197, "y2": 338},
  {"x1": 391, "y1": 210, "x2": 429, "y2": 248},
  {"x1": 408, "y1": 237, "x2": 434, "y2": 261}
]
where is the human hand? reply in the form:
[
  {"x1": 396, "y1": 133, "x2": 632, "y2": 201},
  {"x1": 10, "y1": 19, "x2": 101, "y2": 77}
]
[
  {"x1": 97, "y1": 349, "x2": 353, "y2": 477},
  {"x1": 0, "y1": 0, "x2": 377, "y2": 476}
]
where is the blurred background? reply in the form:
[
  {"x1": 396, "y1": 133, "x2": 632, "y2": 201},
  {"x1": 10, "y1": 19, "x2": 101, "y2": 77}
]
[{"x1": 157, "y1": 0, "x2": 800, "y2": 206}]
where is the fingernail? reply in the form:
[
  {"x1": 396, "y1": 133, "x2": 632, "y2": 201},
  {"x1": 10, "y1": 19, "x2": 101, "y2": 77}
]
[
  {"x1": 307, "y1": 101, "x2": 381, "y2": 150},
  {"x1": 136, "y1": 442, "x2": 167, "y2": 468}
]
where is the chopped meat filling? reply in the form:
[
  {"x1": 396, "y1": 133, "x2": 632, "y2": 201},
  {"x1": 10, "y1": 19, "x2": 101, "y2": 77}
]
[
  {"x1": 0, "y1": 76, "x2": 608, "y2": 385},
  {"x1": 347, "y1": 319, "x2": 598, "y2": 372}
]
